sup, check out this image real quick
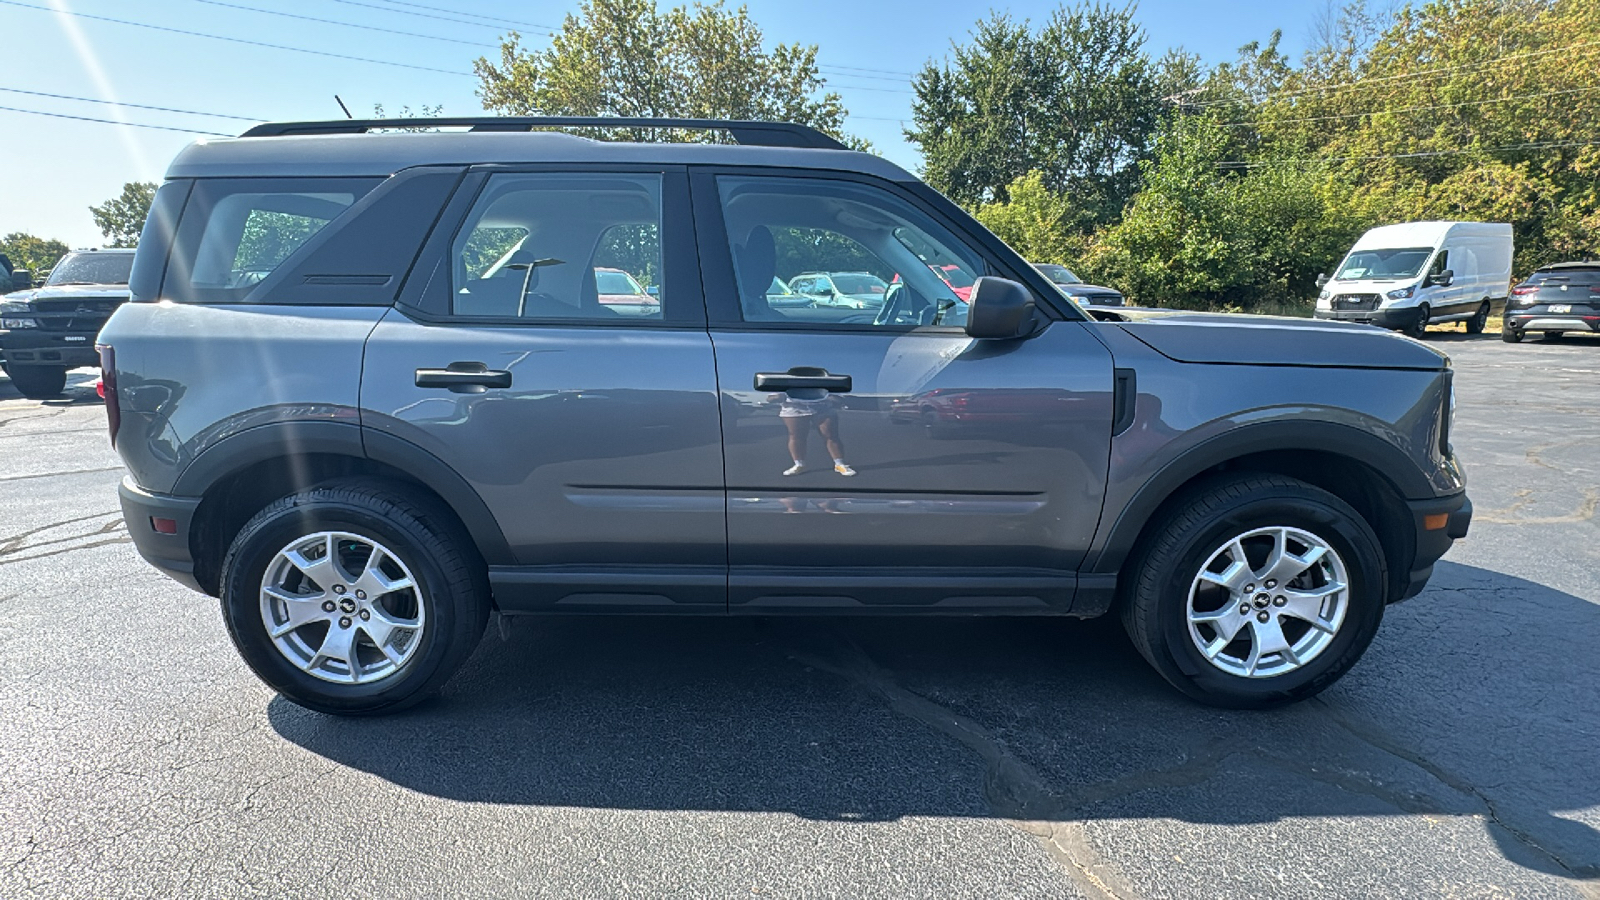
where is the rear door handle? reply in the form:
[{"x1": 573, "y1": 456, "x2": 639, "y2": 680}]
[
  {"x1": 415, "y1": 362, "x2": 513, "y2": 393},
  {"x1": 754, "y1": 368, "x2": 853, "y2": 393}
]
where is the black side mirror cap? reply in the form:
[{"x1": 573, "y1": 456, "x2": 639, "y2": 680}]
[
  {"x1": 1315, "y1": 273, "x2": 1330, "y2": 288},
  {"x1": 965, "y1": 276, "x2": 1036, "y2": 340},
  {"x1": 10, "y1": 269, "x2": 32, "y2": 291}
]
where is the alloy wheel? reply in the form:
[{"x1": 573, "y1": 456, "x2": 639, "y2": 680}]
[
  {"x1": 1185, "y1": 526, "x2": 1350, "y2": 678},
  {"x1": 259, "y1": 531, "x2": 426, "y2": 685}
]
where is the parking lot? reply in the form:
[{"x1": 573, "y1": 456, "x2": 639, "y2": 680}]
[{"x1": 0, "y1": 331, "x2": 1595, "y2": 898}]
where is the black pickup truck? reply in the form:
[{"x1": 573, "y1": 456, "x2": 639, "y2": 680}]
[{"x1": 1, "y1": 247, "x2": 133, "y2": 399}]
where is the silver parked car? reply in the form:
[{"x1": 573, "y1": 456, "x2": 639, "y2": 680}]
[{"x1": 100, "y1": 116, "x2": 1470, "y2": 715}]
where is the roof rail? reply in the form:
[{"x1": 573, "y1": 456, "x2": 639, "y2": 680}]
[{"x1": 238, "y1": 116, "x2": 849, "y2": 150}]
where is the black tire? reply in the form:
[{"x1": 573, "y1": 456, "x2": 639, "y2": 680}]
[
  {"x1": 219, "y1": 478, "x2": 490, "y2": 715},
  {"x1": 1402, "y1": 304, "x2": 1430, "y2": 339},
  {"x1": 1501, "y1": 326, "x2": 1522, "y2": 343},
  {"x1": 1466, "y1": 301, "x2": 1490, "y2": 334},
  {"x1": 2, "y1": 364, "x2": 68, "y2": 399},
  {"x1": 1119, "y1": 474, "x2": 1388, "y2": 709}
]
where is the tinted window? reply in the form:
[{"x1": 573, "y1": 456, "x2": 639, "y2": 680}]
[
  {"x1": 1530, "y1": 267, "x2": 1600, "y2": 286},
  {"x1": 1337, "y1": 247, "x2": 1433, "y2": 281},
  {"x1": 719, "y1": 175, "x2": 986, "y2": 327},
  {"x1": 46, "y1": 252, "x2": 134, "y2": 286},
  {"x1": 164, "y1": 178, "x2": 378, "y2": 302},
  {"x1": 1034, "y1": 263, "x2": 1079, "y2": 284},
  {"x1": 451, "y1": 173, "x2": 664, "y2": 322}
]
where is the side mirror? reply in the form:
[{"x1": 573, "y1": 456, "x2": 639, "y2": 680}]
[
  {"x1": 645, "y1": 285, "x2": 660, "y2": 297},
  {"x1": 1315, "y1": 273, "x2": 1330, "y2": 288},
  {"x1": 10, "y1": 269, "x2": 32, "y2": 291},
  {"x1": 1431, "y1": 269, "x2": 1454, "y2": 287},
  {"x1": 965, "y1": 276, "x2": 1035, "y2": 340}
]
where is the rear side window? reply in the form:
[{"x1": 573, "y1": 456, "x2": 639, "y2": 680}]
[
  {"x1": 449, "y1": 173, "x2": 666, "y2": 323},
  {"x1": 164, "y1": 178, "x2": 378, "y2": 302}
]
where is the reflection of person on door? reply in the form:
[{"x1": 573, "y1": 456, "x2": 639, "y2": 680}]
[{"x1": 774, "y1": 388, "x2": 855, "y2": 476}]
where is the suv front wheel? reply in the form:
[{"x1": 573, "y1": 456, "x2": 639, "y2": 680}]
[
  {"x1": 219, "y1": 479, "x2": 490, "y2": 715},
  {"x1": 1121, "y1": 474, "x2": 1386, "y2": 708}
]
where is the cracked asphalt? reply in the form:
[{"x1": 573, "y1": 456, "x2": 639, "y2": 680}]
[{"x1": 1, "y1": 331, "x2": 1596, "y2": 898}]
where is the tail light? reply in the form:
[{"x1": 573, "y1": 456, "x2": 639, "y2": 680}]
[
  {"x1": 1510, "y1": 285, "x2": 1538, "y2": 295},
  {"x1": 97, "y1": 343, "x2": 120, "y2": 447}
]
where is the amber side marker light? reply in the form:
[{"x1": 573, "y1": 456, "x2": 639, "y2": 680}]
[{"x1": 1424, "y1": 513, "x2": 1450, "y2": 531}]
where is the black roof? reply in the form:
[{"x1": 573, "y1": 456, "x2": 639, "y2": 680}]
[{"x1": 169, "y1": 116, "x2": 912, "y2": 182}]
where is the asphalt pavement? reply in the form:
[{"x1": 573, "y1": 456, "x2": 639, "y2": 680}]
[{"x1": 0, "y1": 329, "x2": 1596, "y2": 898}]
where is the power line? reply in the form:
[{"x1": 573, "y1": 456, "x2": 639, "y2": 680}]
[
  {"x1": 0, "y1": 104, "x2": 232, "y2": 136},
  {"x1": 351, "y1": 0, "x2": 555, "y2": 31},
  {"x1": 825, "y1": 63, "x2": 918, "y2": 78},
  {"x1": 1221, "y1": 85, "x2": 1600, "y2": 129},
  {"x1": 1215, "y1": 138, "x2": 1600, "y2": 169},
  {"x1": 327, "y1": 0, "x2": 554, "y2": 34},
  {"x1": 0, "y1": 86, "x2": 262, "y2": 121},
  {"x1": 191, "y1": 0, "x2": 497, "y2": 48},
  {"x1": 0, "y1": 0, "x2": 473, "y2": 77},
  {"x1": 1184, "y1": 39, "x2": 1600, "y2": 109}
]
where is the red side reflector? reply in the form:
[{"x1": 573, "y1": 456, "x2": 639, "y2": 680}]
[{"x1": 150, "y1": 517, "x2": 178, "y2": 535}]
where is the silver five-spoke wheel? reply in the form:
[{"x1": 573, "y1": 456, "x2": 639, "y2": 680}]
[
  {"x1": 260, "y1": 531, "x2": 426, "y2": 685},
  {"x1": 1186, "y1": 526, "x2": 1349, "y2": 678}
]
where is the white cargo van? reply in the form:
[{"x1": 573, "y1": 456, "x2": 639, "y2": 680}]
[{"x1": 1314, "y1": 221, "x2": 1513, "y2": 337}]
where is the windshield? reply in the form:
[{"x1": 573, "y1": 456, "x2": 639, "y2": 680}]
[
  {"x1": 46, "y1": 252, "x2": 134, "y2": 286},
  {"x1": 831, "y1": 273, "x2": 887, "y2": 295},
  {"x1": 1336, "y1": 247, "x2": 1433, "y2": 281},
  {"x1": 1035, "y1": 264, "x2": 1081, "y2": 284},
  {"x1": 595, "y1": 270, "x2": 644, "y2": 295},
  {"x1": 934, "y1": 265, "x2": 975, "y2": 288}
]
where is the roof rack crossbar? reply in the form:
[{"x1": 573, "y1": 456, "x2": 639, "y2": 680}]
[{"x1": 238, "y1": 116, "x2": 849, "y2": 150}]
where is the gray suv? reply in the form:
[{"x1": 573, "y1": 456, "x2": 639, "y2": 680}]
[{"x1": 100, "y1": 117, "x2": 1471, "y2": 716}]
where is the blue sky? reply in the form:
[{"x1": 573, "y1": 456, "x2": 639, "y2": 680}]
[{"x1": 1, "y1": 0, "x2": 1330, "y2": 247}]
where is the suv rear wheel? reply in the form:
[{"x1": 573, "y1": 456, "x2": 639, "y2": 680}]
[
  {"x1": 1121, "y1": 474, "x2": 1386, "y2": 708},
  {"x1": 219, "y1": 479, "x2": 489, "y2": 715},
  {"x1": 2, "y1": 364, "x2": 68, "y2": 399},
  {"x1": 1501, "y1": 326, "x2": 1523, "y2": 343}
]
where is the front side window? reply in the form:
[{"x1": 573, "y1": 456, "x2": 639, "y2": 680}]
[
  {"x1": 165, "y1": 178, "x2": 377, "y2": 301},
  {"x1": 450, "y1": 173, "x2": 664, "y2": 322},
  {"x1": 46, "y1": 252, "x2": 133, "y2": 286},
  {"x1": 718, "y1": 175, "x2": 988, "y2": 328},
  {"x1": 1428, "y1": 250, "x2": 1450, "y2": 278}
]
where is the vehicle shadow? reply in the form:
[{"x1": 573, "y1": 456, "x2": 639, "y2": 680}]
[
  {"x1": 0, "y1": 368, "x2": 102, "y2": 405},
  {"x1": 269, "y1": 560, "x2": 1600, "y2": 880}
]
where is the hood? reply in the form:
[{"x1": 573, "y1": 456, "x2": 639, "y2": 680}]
[
  {"x1": 28, "y1": 283, "x2": 133, "y2": 301},
  {"x1": 1057, "y1": 282, "x2": 1122, "y2": 295},
  {"x1": 1108, "y1": 309, "x2": 1448, "y2": 370}
]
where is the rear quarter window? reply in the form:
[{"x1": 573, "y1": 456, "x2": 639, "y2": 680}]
[{"x1": 162, "y1": 177, "x2": 379, "y2": 303}]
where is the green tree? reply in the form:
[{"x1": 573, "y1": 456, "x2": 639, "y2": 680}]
[
  {"x1": 474, "y1": 0, "x2": 850, "y2": 144},
  {"x1": 89, "y1": 182, "x2": 157, "y2": 248},
  {"x1": 974, "y1": 171, "x2": 1086, "y2": 264},
  {"x1": 906, "y1": 3, "x2": 1161, "y2": 225},
  {"x1": 0, "y1": 232, "x2": 71, "y2": 282}
]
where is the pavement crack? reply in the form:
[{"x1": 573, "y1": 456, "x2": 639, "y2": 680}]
[{"x1": 1312, "y1": 698, "x2": 1600, "y2": 881}]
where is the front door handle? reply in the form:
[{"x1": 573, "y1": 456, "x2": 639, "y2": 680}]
[
  {"x1": 416, "y1": 362, "x2": 513, "y2": 393},
  {"x1": 754, "y1": 367, "x2": 853, "y2": 393}
]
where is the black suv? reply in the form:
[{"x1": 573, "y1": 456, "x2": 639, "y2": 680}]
[
  {"x1": 1, "y1": 247, "x2": 133, "y2": 398},
  {"x1": 100, "y1": 117, "x2": 1470, "y2": 716},
  {"x1": 1503, "y1": 261, "x2": 1600, "y2": 342}
]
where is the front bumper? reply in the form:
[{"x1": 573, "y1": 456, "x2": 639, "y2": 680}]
[
  {"x1": 1314, "y1": 306, "x2": 1424, "y2": 331},
  {"x1": 118, "y1": 477, "x2": 204, "y2": 593},
  {"x1": 1399, "y1": 492, "x2": 1472, "y2": 601},
  {"x1": 0, "y1": 329, "x2": 101, "y2": 368}
]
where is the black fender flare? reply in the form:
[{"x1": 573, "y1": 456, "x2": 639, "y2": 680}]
[
  {"x1": 1085, "y1": 419, "x2": 1431, "y2": 576},
  {"x1": 172, "y1": 420, "x2": 513, "y2": 565}
]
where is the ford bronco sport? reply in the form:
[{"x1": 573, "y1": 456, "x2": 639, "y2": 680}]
[{"x1": 100, "y1": 117, "x2": 1471, "y2": 715}]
